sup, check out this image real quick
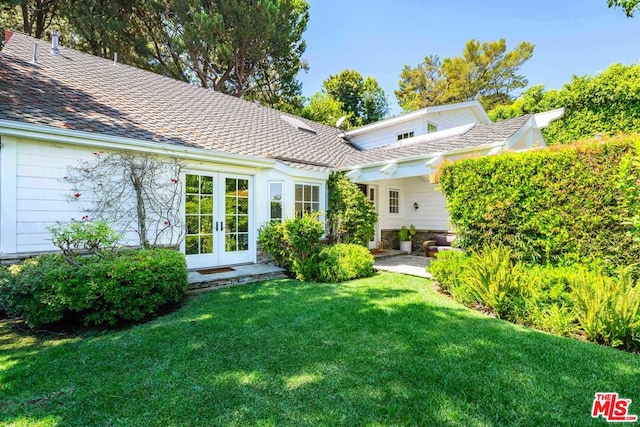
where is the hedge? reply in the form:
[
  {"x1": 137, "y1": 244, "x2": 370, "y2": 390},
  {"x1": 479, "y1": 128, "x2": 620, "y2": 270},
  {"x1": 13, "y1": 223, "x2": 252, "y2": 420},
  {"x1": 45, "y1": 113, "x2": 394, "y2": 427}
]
[
  {"x1": 0, "y1": 248, "x2": 188, "y2": 328},
  {"x1": 438, "y1": 135, "x2": 640, "y2": 267}
]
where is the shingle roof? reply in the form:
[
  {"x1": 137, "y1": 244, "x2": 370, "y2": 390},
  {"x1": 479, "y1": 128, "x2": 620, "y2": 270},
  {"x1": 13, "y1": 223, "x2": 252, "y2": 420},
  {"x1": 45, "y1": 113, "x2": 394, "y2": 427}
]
[
  {"x1": 0, "y1": 32, "x2": 355, "y2": 169},
  {"x1": 340, "y1": 114, "x2": 533, "y2": 167},
  {"x1": 0, "y1": 32, "x2": 535, "y2": 171}
]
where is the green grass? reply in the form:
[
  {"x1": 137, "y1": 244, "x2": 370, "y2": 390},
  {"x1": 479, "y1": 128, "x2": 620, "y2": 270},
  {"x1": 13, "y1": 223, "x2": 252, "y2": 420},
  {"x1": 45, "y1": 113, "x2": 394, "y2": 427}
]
[{"x1": 1, "y1": 272, "x2": 639, "y2": 426}]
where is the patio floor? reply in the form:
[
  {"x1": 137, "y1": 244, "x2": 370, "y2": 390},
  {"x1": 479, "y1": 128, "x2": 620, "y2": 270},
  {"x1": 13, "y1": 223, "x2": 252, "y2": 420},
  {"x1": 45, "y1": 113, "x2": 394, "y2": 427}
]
[{"x1": 373, "y1": 254, "x2": 433, "y2": 279}]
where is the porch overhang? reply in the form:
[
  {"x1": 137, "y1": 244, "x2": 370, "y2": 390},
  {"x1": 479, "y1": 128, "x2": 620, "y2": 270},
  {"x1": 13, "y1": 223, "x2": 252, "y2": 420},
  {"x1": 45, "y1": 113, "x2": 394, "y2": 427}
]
[
  {"x1": 338, "y1": 142, "x2": 503, "y2": 182},
  {"x1": 339, "y1": 108, "x2": 565, "y2": 183}
]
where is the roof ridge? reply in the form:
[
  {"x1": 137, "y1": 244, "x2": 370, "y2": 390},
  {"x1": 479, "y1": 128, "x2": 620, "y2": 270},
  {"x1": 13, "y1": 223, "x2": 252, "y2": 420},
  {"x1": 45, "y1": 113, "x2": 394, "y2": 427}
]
[{"x1": 1, "y1": 31, "x2": 358, "y2": 169}]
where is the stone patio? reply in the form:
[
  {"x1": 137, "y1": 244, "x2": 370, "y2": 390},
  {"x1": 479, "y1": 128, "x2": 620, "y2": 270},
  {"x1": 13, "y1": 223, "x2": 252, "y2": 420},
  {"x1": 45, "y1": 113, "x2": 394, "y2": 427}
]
[
  {"x1": 187, "y1": 263, "x2": 287, "y2": 293},
  {"x1": 186, "y1": 252, "x2": 433, "y2": 294},
  {"x1": 373, "y1": 254, "x2": 433, "y2": 279}
]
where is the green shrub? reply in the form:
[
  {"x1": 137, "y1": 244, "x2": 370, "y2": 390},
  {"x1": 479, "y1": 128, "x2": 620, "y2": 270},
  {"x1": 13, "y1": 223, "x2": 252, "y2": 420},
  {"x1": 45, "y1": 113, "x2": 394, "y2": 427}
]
[
  {"x1": 428, "y1": 250, "x2": 469, "y2": 295},
  {"x1": 516, "y1": 263, "x2": 578, "y2": 333},
  {"x1": 0, "y1": 255, "x2": 74, "y2": 327},
  {"x1": 461, "y1": 246, "x2": 526, "y2": 319},
  {"x1": 47, "y1": 220, "x2": 122, "y2": 265},
  {"x1": 327, "y1": 172, "x2": 378, "y2": 246},
  {"x1": 313, "y1": 243, "x2": 374, "y2": 283},
  {"x1": 77, "y1": 248, "x2": 188, "y2": 325},
  {"x1": 439, "y1": 136, "x2": 640, "y2": 268},
  {"x1": 528, "y1": 303, "x2": 578, "y2": 338},
  {"x1": 258, "y1": 213, "x2": 324, "y2": 281},
  {"x1": 258, "y1": 220, "x2": 289, "y2": 268},
  {"x1": 570, "y1": 266, "x2": 640, "y2": 350},
  {"x1": 0, "y1": 248, "x2": 187, "y2": 328}
]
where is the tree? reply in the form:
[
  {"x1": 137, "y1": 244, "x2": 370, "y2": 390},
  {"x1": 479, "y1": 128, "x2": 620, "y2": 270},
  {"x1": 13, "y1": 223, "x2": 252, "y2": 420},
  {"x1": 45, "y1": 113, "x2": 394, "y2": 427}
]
[
  {"x1": 608, "y1": 0, "x2": 639, "y2": 16},
  {"x1": 58, "y1": 1, "x2": 150, "y2": 65},
  {"x1": 395, "y1": 39, "x2": 534, "y2": 112},
  {"x1": 0, "y1": 0, "x2": 64, "y2": 39},
  {"x1": 65, "y1": 152, "x2": 185, "y2": 248},
  {"x1": 489, "y1": 63, "x2": 640, "y2": 144},
  {"x1": 1, "y1": 0, "x2": 309, "y2": 112},
  {"x1": 300, "y1": 92, "x2": 347, "y2": 127},
  {"x1": 142, "y1": 0, "x2": 309, "y2": 110},
  {"x1": 301, "y1": 69, "x2": 389, "y2": 128},
  {"x1": 322, "y1": 69, "x2": 389, "y2": 127}
]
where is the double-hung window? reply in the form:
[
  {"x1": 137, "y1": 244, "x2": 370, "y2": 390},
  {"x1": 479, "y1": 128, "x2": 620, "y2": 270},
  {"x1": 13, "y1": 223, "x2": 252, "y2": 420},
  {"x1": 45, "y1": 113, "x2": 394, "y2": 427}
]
[
  {"x1": 389, "y1": 188, "x2": 400, "y2": 215},
  {"x1": 295, "y1": 183, "x2": 320, "y2": 217},
  {"x1": 269, "y1": 182, "x2": 284, "y2": 222}
]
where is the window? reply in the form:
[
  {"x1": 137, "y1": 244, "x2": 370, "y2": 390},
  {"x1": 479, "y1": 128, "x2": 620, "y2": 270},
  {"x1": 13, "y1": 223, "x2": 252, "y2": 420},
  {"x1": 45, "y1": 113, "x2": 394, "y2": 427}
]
[
  {"x1": 269, "y1": 182, "x2": 283, "y2": 222},
  {"x1": 397, "y1": 131, "x2": 415, "y2": 141},
  {"x1": 389, "y1": 188, "x2": 400, "y2": 215},
  {"x1": 295, "y1": 183, "x2": 320, "y2": 216},
  {"x1": 427, "y1": 122, "x2": 438, "y2": 133}
]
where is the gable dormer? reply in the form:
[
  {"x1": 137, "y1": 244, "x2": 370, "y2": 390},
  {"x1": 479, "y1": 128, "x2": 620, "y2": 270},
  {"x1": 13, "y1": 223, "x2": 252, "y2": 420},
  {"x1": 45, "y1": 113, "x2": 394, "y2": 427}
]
[{"x1": 344, "y1": 101, "x2": 491, "y2": 151}]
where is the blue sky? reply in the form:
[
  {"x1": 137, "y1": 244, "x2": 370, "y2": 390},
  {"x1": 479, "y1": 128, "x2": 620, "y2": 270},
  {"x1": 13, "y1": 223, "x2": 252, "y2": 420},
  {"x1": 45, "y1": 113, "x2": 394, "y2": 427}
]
[{"x1": 297, "y1": 0, "x2": 640, "y2": 115}]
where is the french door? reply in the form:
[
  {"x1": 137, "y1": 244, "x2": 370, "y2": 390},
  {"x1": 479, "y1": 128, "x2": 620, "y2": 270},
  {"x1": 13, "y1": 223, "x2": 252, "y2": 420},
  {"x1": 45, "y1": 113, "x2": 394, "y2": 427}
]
[{"x1": 184, "y1": 173, "x2": 252, "y2": 269}]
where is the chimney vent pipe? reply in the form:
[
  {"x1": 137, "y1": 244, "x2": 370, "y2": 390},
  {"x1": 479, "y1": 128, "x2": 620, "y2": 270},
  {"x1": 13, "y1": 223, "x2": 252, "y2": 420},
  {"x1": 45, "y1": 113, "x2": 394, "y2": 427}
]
[{"x1": 50, "y1": 30, "x2": 60, "y2": 55}]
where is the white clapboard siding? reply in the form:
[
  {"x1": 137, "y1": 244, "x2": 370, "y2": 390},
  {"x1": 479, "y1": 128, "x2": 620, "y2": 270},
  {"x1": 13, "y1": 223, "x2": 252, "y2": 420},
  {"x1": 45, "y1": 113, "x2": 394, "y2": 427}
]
[
  {"x1": 376, "y1": 177, "x2": 451, "y2": 232},
  {"x1": 13, "y1": 140, "x2": 168, "y2": 252},
  {"x1": 351, "y1": 108, "x2": 481, "y2": 151}
]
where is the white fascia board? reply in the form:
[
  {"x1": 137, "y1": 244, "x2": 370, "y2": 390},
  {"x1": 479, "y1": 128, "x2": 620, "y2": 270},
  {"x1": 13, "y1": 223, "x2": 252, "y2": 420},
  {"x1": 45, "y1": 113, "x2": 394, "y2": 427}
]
[
  {"x1": 379, "y1": 163, "x2": 398, "y2": 176},
  {"x1": 532, "y1": 108, "x2": 565, "y2": 128},
  {"x1": 271, "y1": 161, "x2": 329, "y2": 180},
  {"x1": 338, "y1": 141, "x2": 503, "y2": 172},
  {"x1": 344, "y1": 101, "x2": 489, "y2": 137},
  {"x1": 0, "y1": 120, "x2": 276, "y2": 169},
  {"x1": 386, "y1": 123, "x2": 475, "y2": 149},
  {"x1": 503, "y1": 117, "x2": 534, "y2": 151},
  {"x1": 345, "y1": 169, "x2": 361, "y2": 179},
  {"x1": 425, "y1": 156, "x2": 444, "y2": 167}
]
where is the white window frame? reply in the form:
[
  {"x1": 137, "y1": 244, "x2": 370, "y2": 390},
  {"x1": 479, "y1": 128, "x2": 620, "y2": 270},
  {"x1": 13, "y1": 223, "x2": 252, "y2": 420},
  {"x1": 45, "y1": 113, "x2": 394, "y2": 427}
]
[
  {"x1": 427, "y1": 121, "x2": 438, "y2": 133},
  {"x1": 396, "y1": 130, "x2": 415, "y2": 141},
  {"x1": 294, "y1": 182, "x2": 321, "y2": 217},
  {"x1": 388, "y1": 188, "x2": 400, "y2": 216},
  {"x1": 268, "y1": 181, "x2": 284, "y2": 222}
]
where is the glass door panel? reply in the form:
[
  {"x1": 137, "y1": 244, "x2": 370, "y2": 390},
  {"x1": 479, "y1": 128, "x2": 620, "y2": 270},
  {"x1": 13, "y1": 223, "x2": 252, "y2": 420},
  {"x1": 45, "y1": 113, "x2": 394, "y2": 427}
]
[
  {"x1": 185, "y1": 173, "x2": 252, "y2": 269},
  {"x1": 185, "y1": 174, "x2": 215, "y2": 256},
  {"x1": 224, "y1": 177, "x2": 250, "y2": 253}
]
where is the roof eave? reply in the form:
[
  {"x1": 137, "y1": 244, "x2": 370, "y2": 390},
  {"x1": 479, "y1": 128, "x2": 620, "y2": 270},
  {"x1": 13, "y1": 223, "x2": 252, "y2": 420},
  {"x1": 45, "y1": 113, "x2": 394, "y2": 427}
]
[
  {"x1": 0, "y1": 119, "x2": 276, "y2": 168},
  {"x1": 338, "y1": 140, "x2": 504, "y2": 172},
  {"x1": 344, "y1": 101, "x2": 490, "y2": 138}
]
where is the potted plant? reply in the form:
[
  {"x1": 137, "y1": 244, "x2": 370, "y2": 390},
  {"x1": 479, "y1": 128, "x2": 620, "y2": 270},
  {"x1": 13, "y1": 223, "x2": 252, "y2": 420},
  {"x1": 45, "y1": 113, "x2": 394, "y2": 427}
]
[{"x1": 398, "y1": 225, "x2": 416, "y2": 254}]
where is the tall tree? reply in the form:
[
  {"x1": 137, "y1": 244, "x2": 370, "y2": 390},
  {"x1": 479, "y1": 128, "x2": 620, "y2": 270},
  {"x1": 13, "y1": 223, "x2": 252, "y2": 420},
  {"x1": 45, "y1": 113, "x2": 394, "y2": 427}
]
[
  {"x1": 1, "y1": 0, "x2": 309, "y2": 112},
  {"x1": 308, "y1": 69, "x2": 389, "y2": 128},
  {"x1": 0, "y1": 0, "x2": 64, "y2": 39},
  {"x1": 608, "y1": 0, "x2": 638, "y2": 16},
  {"x1": 60, "y1": 0, "x2": 151, "y2": 65},
  {"x1": 143, "y1": 0, "x2": 309, "y2": 109},
  {"x1": 300, "y1": 92, "x2": 347, "y2": 127},
  {"x1": 489, "y1": 63, "x2": 640, "y2": 144},
  {"x1": 395, "y1": 39, "x2": 534, "y2": 112}
]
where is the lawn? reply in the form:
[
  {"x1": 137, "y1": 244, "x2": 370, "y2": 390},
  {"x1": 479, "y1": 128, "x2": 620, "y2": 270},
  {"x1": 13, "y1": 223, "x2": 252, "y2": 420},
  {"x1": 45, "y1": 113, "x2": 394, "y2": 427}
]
[{"x1": 1, "y1": 272, "x2": 639, "y2": 426}]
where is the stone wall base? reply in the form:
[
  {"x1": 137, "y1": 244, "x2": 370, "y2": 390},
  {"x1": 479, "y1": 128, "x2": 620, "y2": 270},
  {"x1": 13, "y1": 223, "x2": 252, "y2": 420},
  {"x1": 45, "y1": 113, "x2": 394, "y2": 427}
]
[{"x1": 380, "y1": 229, "x2": 454, "y2": 254}]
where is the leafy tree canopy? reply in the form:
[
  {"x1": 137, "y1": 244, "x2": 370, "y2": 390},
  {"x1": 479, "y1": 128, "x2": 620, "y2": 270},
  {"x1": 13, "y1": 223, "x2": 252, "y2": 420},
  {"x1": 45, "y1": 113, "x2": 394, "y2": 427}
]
[
  {"x1": 395, "y1": 38, "x2": 534, "y2": 112},
  {"x1": 299, "y1": 92, "x2": 346, "y2": 127},
  {"x1": 489, "y1": 63, "x2": 640, "y2": 144},
  {"x1": 301, "y1": 69, "x2": 389, "y2": 128},
  {"x1": 0, "y1": 0, "x2": 64, "y2": 40},
  {"x1": 608, "y1": 0, "x2": 639, "y2": 16}
]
